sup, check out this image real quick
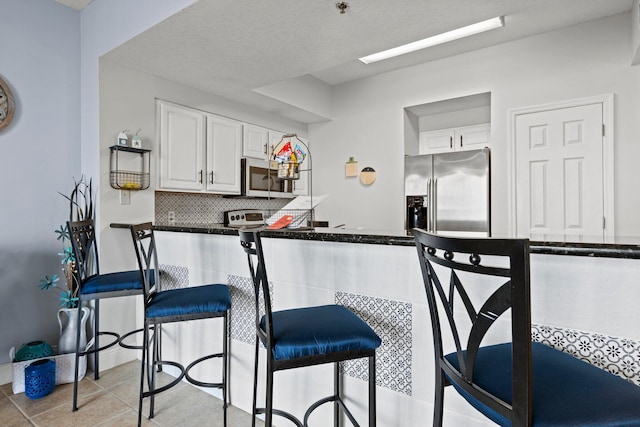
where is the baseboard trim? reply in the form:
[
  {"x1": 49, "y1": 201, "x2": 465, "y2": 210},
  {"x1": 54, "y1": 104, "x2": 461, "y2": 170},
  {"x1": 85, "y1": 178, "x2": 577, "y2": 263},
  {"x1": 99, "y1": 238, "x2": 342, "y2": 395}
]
[
  {"x1": 0, "y1": 345, "x2": 139, "y2": 389},
  {"x1": 0, "y1": 361, "x2": 11, "y2": 386},
  {"x1": 88, "y1": 344, "x2": 139, "y2": 373}
]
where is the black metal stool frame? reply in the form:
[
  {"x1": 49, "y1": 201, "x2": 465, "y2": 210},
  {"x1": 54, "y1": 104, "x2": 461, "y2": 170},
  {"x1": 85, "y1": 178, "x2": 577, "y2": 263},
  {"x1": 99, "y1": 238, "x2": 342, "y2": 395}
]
[
  {"x1": 131, "y1": 223, "x2": 230, "y2": 427},
  {"x1": 240, "y1": 230, "x2": 377, "y2": 427},
  {"x1": 67, "y1": 219, "x2": 144, "y2": 412}
]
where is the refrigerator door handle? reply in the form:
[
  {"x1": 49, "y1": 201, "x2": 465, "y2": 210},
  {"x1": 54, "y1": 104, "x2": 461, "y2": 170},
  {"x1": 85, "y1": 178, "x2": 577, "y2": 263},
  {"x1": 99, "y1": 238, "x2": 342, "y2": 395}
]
[
  {"x1": 432, "y1": 178, "x2": 438, "y2": 233},
  {"x1": 426, "y1": 178, "x2": 431, "y2": 231}
]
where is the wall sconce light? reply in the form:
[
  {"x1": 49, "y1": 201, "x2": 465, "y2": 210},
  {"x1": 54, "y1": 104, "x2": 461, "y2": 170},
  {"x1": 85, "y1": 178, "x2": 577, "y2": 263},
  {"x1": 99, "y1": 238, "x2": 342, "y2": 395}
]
[
  {"x1": 345, "y1": 156, "x2": 358, "y2": 177},
  {"x1": 360, "y1": 167, "x2": 376, "y2": 185}
]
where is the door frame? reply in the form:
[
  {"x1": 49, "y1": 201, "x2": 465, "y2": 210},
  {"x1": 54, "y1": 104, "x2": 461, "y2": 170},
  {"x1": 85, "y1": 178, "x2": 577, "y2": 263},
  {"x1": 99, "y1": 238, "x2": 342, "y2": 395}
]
[{"x1": 507, "y1": 94, "x2": 614, "y2": 237}]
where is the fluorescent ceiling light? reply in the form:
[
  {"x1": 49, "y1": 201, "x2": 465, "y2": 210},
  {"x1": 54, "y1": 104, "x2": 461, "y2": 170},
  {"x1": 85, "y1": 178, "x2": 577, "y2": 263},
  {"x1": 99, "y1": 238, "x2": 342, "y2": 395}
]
[{"x1": 358, "y1": 16, "x2": 504, "y2": 64}]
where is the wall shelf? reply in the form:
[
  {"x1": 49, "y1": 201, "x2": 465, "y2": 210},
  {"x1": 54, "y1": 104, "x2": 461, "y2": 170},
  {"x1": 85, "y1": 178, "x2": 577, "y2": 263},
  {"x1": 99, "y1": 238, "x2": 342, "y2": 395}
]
[{"x1": 109, "y1": 145, "x2": 151, "y2": 190}]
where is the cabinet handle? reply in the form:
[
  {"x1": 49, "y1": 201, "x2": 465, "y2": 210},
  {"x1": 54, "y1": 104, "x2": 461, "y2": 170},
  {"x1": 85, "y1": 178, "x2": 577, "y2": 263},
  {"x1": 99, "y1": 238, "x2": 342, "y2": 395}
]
[
  {"x1": 199, "y1": 170, "x2": 203, "y2": 184},
  {"x1": 460, "y1": 135, "x2": 463, "y2": 147},
  {"x1": 209, "y1": 171, "x2": 214, "y2": 184},
  {"x1": 449, "y1": 136, "x2": 452, "y2": 148},
  {"x1": 264, "y1": 144, "x2": 267, "y2": 155}
]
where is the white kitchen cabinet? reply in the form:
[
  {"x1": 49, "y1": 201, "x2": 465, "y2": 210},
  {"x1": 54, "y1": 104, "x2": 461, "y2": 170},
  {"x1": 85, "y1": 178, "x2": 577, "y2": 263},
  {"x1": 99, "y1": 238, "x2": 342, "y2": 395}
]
[
  {"x1": 242, "y1": 124, "x2": 269, "y2": 160},
  {"x1": 206, "y1": 114, "x2": 242, "y2": 194},
  {"x1": 269, "y1": 130, "x2": 285, "y2": 160},
  {"x1": 455, "y1": 123, "x2": 491, "y2": 150},
  {"x1": 158, "y1": 100, "x2": 241, "y2": 194},
  {"x1": 159, "y1": 101, "x2": 205, "y2": 191},
  {"x1": 419, "y1": 128, "x2": 456, "y2": 154},
  {"x1": 419, "y1": 123, "x2": 490, "y2": 154}
]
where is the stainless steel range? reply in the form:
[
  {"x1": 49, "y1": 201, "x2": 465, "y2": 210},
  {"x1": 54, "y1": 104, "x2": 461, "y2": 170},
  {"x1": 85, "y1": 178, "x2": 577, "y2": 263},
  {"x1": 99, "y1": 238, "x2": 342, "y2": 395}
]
[{"x1": 223, "y1": 209, "x2": 266, "y2": 228}]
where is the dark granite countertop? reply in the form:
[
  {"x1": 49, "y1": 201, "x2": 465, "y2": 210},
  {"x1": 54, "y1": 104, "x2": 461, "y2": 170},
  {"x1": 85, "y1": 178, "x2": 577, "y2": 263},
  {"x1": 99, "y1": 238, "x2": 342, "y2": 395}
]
[{"x1": 110, "y1": 223, "x2": 640, "y2": 259}]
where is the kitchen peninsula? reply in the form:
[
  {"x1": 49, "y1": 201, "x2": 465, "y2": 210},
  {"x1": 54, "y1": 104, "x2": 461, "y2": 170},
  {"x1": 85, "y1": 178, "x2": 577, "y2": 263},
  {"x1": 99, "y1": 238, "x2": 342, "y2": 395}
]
[{"x1": 112, "y1": 223, "x2": 640, "y2": 426}]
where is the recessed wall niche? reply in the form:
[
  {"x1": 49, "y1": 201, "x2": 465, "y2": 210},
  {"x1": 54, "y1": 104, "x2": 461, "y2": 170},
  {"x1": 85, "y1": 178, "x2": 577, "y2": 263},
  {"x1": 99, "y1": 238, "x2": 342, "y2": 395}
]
[{"x1": 403, "y1": 92, "x2": 491, "y2": 156}]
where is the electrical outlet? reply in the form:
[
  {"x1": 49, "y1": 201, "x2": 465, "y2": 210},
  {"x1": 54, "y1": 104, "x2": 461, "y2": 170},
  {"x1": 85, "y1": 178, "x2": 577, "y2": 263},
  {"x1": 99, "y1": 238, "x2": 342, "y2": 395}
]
[
  {"x1": 168, "y1": 211, "x2": 176, "y2": 225},
  {"x1": 119, "y1": 190, "x2": 131, "y2": 205}
]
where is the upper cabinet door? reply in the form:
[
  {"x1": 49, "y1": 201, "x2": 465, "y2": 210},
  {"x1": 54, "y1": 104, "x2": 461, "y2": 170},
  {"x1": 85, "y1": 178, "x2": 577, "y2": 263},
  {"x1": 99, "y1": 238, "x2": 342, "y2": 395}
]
[
  {"x1": 159, "y1": 101, "x2": 205, "y2": 190},
  {"x1": 419, "y1": 128, "x2": 455, "y2": 154},
  {"x1": 456, "y1": 123, "x2": 491, "y2": 151},
  {"x1": 206, "y1": 114, "x2": 242, "y2": 194},
  {"x1": 419, "y1": 123, "x2": 490, "y2": 154},
  {"x1": 243, "y1": 124, "x2": 269, "y2": 160}
]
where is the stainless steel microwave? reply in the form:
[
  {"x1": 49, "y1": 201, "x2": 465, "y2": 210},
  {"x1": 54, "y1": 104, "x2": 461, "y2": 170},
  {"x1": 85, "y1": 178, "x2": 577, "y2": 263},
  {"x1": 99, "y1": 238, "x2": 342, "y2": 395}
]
[{"x1": 241, "y1": 158, "x2": 294, "y2": 198}]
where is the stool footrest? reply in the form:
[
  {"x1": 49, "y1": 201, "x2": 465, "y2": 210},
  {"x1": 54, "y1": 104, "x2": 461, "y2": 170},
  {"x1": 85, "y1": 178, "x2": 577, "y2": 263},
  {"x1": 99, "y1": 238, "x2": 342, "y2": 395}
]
[
  {"x1": 81, "y1": 331, "x2": 120, "y2": 356},
  {"x1": 303, "y1": 395, "x2": 359, "y2": 427},
  {"x1": 255, "y1": 407, "x2": 304, "y2": 427},
  {"x1": 118, "y1": 327, "x2": 150, "y2": 350},
  {"x1": 142, "y1": 360, "x2": 185, "y2": 398},
  {"x1": 184, "y1": 352, "x2": 225, "y2": 389}
]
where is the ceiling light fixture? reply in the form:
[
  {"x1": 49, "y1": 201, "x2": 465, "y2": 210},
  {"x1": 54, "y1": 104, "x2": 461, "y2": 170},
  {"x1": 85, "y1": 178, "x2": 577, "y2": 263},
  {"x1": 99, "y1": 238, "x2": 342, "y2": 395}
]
[{"x1": 358, "y1": 16, "x2": 504, "y2": 64}]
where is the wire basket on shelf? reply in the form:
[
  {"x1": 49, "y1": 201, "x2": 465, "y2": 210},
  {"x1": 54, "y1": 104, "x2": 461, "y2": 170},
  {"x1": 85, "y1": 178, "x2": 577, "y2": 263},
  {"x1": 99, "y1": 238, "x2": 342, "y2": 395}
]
[
  {"x1": 277, "y1": 162, "x2": 300, "y2": 180},
  {"x1": 110, "y1": 170, "x2": 150, "y2": 190}
]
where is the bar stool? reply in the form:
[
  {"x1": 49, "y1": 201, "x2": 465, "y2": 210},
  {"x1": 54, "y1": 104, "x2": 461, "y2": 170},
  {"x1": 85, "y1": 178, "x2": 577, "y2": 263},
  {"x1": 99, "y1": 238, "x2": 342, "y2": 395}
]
[
  {"x1": 239, "y1": 230, "x2": 381, "y2": 427},
  {"x1": 413, "y1": 229, "x2": 640, "y2": 426},
  {"x1": 67, "y1": 219, "x2": 145, "y2": 411},
  {"x1": 130, "y1": 222, "x2": 231, "y2": 427}
]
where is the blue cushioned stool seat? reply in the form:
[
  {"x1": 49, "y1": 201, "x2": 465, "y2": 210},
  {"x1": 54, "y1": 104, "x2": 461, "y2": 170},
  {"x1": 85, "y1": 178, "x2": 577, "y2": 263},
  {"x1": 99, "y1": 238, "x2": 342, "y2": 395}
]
[
  {"x1": 263, "y1": 305, "x2": 382, "y2": 361},
  {"x1": 445, "y1": 342, "x2": 640, "y2": 426},
  {"x1": 81, "y1": 270, "x2": 143, "y2": 295},
  {"x1": 146, "y1": 284, "x2": 231, "y2": 320}
]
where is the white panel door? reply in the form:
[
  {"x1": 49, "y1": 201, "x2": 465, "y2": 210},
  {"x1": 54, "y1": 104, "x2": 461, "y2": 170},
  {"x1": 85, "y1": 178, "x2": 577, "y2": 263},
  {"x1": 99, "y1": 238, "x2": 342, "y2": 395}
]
[{"x1": 515, "y1": 103, "x2": 603, "y2": 237}]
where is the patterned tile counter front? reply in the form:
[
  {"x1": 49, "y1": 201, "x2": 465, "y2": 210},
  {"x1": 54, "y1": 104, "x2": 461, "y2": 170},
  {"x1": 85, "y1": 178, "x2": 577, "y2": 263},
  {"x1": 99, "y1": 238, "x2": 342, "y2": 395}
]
[{"x1": 110, "y1": 223, "x2": 640, "y2": 426}]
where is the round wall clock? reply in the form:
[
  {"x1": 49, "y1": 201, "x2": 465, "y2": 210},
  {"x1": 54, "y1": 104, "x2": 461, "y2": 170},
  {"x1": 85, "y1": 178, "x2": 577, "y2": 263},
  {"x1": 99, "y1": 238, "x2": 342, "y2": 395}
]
[{"x1": 0, "y1": 76, "x2": 15, "y2": 131}]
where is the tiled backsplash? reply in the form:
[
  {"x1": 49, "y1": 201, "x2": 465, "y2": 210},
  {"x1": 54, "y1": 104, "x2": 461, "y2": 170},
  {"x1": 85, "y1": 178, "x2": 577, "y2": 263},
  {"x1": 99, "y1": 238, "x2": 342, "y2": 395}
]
[{"x1": 155, "y1": 191, "x2": 289, "y2": 226}]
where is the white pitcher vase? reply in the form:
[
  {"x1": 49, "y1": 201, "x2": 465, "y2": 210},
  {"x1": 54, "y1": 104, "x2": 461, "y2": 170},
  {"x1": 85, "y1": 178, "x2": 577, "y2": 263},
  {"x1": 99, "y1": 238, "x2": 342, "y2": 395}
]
[{"x1": 57, "y1": 306, "x2": 90, "y2": 354}]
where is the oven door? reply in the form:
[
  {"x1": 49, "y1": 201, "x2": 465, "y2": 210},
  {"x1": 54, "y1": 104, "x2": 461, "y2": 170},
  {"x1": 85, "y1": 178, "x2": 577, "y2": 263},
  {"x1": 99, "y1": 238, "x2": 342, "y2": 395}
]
[{"x1": 242, "y1": 159, "x2": 293, "y2": 198}]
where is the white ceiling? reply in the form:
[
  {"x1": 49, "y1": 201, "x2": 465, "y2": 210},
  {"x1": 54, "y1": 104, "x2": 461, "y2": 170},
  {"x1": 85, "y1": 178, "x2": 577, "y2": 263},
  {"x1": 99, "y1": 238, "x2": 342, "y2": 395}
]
[
  {"x1": 53, "y1": 0, "x2": 92, "y2": 10},
  {"x1": 57, "y1": 0, "x2": 634, "y2": 123}
]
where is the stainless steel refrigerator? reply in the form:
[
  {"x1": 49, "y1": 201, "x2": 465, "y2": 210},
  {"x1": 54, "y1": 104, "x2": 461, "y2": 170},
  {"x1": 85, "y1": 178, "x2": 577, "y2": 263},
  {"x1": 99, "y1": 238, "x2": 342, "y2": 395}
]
[{"x1": 405, "y1": 148, "x2": 491, "y2": 236}]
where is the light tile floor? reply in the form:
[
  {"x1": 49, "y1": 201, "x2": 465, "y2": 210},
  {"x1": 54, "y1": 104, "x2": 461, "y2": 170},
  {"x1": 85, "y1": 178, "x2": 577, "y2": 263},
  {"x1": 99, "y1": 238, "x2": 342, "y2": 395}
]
[{"x1": 0, "y1": 361, "x2": 259, "y2": 426}]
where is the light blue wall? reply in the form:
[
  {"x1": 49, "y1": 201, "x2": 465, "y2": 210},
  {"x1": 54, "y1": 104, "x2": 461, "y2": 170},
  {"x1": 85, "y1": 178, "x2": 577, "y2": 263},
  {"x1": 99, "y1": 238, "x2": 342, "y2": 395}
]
[
  {"x1": 0, "y1": 0, "x2": 80, "y2": 363},
  {"x1": 0, "y1": 0, "x2": 196, "y2": 364}
]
